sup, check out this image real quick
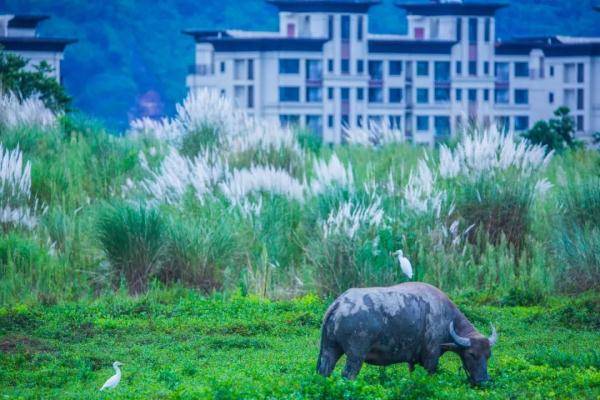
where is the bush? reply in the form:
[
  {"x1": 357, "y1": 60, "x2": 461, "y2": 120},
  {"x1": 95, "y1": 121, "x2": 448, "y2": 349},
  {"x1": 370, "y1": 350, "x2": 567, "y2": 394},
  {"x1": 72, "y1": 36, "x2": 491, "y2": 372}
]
[{"x1": 96, "y1": 203, "x2": 166, "y2": 295}]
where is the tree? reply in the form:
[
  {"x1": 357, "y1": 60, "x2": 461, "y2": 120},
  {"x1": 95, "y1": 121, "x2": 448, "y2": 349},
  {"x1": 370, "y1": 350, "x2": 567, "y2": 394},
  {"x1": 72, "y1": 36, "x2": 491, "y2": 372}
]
[
  {"x1": 522, "y1": 107, "x2": 577, "y2": 152},
  {"x1": 0, "y1": 50, "x2": 71, "y2": 112}
]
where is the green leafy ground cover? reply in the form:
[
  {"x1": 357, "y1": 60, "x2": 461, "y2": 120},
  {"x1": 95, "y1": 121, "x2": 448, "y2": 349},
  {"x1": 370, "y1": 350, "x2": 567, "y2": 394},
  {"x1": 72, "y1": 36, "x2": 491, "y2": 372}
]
[{"x1": 1, "y1": 291, "x2": 599, "y2": 399}]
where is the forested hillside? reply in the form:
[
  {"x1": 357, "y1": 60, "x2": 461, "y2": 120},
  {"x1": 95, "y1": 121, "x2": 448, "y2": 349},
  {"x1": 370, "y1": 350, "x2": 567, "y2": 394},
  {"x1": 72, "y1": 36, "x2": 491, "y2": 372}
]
[{"x1": 3, "y1": 0, "x2": 600, "y2": 128}]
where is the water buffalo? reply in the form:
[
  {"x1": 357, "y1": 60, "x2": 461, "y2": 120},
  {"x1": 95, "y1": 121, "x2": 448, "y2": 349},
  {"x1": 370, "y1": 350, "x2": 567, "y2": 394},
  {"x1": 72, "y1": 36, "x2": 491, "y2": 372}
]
[{"x1": 317, "y1": 282, "x2": 497, "y2": 385}]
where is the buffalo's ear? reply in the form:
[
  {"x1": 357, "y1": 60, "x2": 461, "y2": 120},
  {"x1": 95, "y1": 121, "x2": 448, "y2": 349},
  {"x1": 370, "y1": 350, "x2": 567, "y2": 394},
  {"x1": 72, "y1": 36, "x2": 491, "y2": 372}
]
[{"x1": 441, "y1": 343, "x2": 459, "y2": 352}]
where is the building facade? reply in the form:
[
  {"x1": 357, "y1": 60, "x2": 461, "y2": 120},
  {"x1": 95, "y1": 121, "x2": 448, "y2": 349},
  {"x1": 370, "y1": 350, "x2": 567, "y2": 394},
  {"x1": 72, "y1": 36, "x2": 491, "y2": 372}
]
[
  {"x1": 0, "y1": 14, "x2": 75, "y2": 82},
  {"x1": 185, "y1": 0, "x2": 600, "y2": 144}
]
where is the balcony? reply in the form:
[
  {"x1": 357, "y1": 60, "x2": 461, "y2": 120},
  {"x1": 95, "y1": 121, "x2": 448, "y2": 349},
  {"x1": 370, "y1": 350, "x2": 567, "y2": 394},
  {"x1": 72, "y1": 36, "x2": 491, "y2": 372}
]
[{"x1": 188, "y1": 64, "x2": 212, "y2": 76}]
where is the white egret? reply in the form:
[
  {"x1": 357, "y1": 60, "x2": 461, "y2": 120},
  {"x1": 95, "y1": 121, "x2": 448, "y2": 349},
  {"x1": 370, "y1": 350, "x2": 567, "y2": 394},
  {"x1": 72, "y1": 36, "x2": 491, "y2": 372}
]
[
  {"x1": 99, "y1": 361, "x2": 123, "y2": 391},
  {"x1": 394, "y1": 250, "x2": 413, "y2": 279}
]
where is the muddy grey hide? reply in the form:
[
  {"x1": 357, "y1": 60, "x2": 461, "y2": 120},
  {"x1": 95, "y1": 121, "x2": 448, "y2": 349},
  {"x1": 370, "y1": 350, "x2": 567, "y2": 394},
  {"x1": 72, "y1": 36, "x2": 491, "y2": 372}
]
[{"x1": 317, "y1": 282, "x2": 498, "y2": 385}]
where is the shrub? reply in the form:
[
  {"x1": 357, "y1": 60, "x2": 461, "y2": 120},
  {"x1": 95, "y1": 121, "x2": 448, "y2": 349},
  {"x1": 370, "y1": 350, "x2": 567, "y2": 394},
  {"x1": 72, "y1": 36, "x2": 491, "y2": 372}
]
[
  {"x1": 161, "y1": 207, "x2": 242, "y2": 292},
  {"x1": 96, "y1": 203, "x2": 166, "y2": 295}
]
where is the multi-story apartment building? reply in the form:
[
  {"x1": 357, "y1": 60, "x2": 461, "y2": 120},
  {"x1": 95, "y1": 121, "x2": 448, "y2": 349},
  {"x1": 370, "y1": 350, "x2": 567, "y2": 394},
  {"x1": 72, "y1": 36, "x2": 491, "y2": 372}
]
[
  {"x1": 0, "y1": 14, "x2": 75, "y2": 82},
  {"x1": 185, "y1": 0, "x2": 600, "y2": 144}
]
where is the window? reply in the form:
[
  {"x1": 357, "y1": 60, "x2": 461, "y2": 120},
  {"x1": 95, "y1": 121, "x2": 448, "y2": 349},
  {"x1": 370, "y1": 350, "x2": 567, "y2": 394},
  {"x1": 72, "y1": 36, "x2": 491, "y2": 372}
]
[
  {"x1": 431, "y1": 18, "x2": 440, "y2": 39},
  {"x1": 234, "y1": 59, "x2": 245, "y2": 79},
  {"x1": 416, "y1": 88, "x2": 429, "y2": 104},
  {"x1": 468, "y1": 18, "x2": 477, "y2": 44},
  {"x1": 328, "y1": 59, "x2": 334, "y2": 73},
  {"x1": 287, "y1": 23, "x2": 295, "y2": 38},
  {"x1": 220, "y1": 61, "x2": 226, "y2": 73},
  {"x1": 357, "y1": 15, "x2": 364, "y2": 41},
  {"x1": 368, "y1": 88, "x2": 383, "y2": 103},
  {"x1": 495, "y1": 62, "x2": 509, "y2": 81},
  {"x1": 434, "y1": 116, "x2": 450, "y2": 137},
  {"x1": 327, "y1": 114, "x2": 334, "y2": 128},
  {"x1": 306, "y1": 115, "x2": 322, "y2": 135},
  {"x1": 577, "y1": 63, "x2": 584, "y2": 83},
  {"x1": 341, "y1": 115, "x2": 349, "y2": 128},
  {"x1": 248, "y1": 60, "x2": 254, "y2": 80},
  {"x1": 468, "y1": 89, "x2": 477, "y2": 102},
  {"x1": 469, "y1": 61, "x2": 477, "y2": 76},
  {"x1": 368, "y1": 61, "x2": 383, "y2": 80},
  {"x1": 279, "y1": 87, "x2": 300, "y2": 102},
  {"x1": 417, "y1": 61, "x2": 429, "y2": 76},
  {"x1": 356, "y1": 115, "x2": 363, "y2": 127},
  {"x1": 306, "y1": 60, "x2": 322, "y2": 80},
  {"x1": 357, "y1": 60, "x2": 364, "y2": 74},
  {"x1": 341, "y1": 59, "x2": 350, "y2": 74},
  {"x1": 483, "y1": 89, "x2": 489, "y2": 102},
  {"x1": 456, "y1": 88, "x2": 462, "y2": 101},
  {"x1": 484, "y1": 18, "x2": 491, "y2": 42},
  {"x1": 328, "y1": 15, "x2": 334, "y2": 39},
  {"x1": 389, "y1": 115, "x2": 401, "y2": 129},
  {"x1": 306, "y1": 87, "x2": 322, "y2": 103},
  {"x1": 341, "y1": 87, "x2": 350, "y2": 101},
  {"x1": 279, "y1": 114, "x2": 300, "y2": 127},
  {"x1": 341, "y1": 15, "x2": 350, "y2": 40},
  {"x1": 416, "y1": 116, "x2": 429, "y2": 131},
  {"x1": 495, "y1": 89, "x2": 509, "y2": 104},
  {"x1": 434, "y1": 88, "x2": 450, "y2": 102},
  {"x1": 456, "y1": 18, "x2": 462, "y2": 41},
  {"x1": 484, "y1": 62, "x2": 489, "y2": 76},
  {"x1": 389, "y1": 88, "x2": 403, "y2": 103},
  {"x1": 357, "y1": 88, "x2": 364, "y2": 101},
  {"x1": 577, "y1": 115, "x2": 584, "y2": 131},
  {"x1": 549, "y1": 66, "x2": 555, "y2": 77},
  {"x1": 389, "y1": 60, "x2": 403, "y2": 76},
  {"x1": 515, "y1": 89, "x2": 528, "y2": 104},
  {"x1": 514, "y1": 116, "x2": 529, "y2": 131},
  {"x1": 328, "y1": 87, "x2": 334, "y2": 100},
  {"x1": 549, "y1": 92, "x2": 554, "y2": 104},
  {"x1": 414, "y1": 27, "x2": 424, "y2": 40},
  {"x1": 434, "y1": 61, "x2": 450, "y2": 81},
  {"x1": 515, "y1": 62, "x2": 529, "y2": 77},
  {"x1": 577, "y1": 89, "x2": 584, "y2": 110},
  {"x1": 496, "y1": 116, "x2": 510, "y2": 132},
  {"x1": 456, "y1": 61, "x2": 462, "y2": 76},
  {"x1": 279, "y1": 59, "x2": 299, "y2": 74},
  {"x1": 247, "y1": 85, "x2": 254, "y2": 108}
]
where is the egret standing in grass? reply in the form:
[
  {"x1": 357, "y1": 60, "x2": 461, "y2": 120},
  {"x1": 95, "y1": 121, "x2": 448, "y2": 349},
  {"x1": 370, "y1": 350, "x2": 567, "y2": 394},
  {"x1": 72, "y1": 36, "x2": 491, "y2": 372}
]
[
  {"x1": 99, "y1": 361, "x2": 123, "y2": 391},
  {"x1": 394, "y1": 250, "x2": 413, "y2": 279}
]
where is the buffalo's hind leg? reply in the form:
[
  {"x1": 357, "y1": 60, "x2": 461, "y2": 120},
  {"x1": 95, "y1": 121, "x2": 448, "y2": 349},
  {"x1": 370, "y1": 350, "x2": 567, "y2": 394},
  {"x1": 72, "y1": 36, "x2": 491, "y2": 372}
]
[
  {"x1": 342, "y1": 355, "x2": 364, "y2": 380},
  {"x1": 317, "y1": 342, "x2": 343, "y2": 377}
]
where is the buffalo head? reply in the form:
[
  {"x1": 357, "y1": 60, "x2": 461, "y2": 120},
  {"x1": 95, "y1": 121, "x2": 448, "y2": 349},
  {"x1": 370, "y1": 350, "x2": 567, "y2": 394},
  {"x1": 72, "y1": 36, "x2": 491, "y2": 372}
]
[{"x1": 442, "y1": 321, "x2": 498, "y2": 386}]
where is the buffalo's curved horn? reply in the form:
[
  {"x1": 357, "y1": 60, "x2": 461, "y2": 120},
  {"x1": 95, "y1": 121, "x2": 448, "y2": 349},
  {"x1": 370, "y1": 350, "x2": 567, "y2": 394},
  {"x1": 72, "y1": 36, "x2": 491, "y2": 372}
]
[
  {"x1": 449, "y1": 321, "x2": 471, "y2": 348},
  {"x1": 488, "y1": 324, "x2": 498, "y2": 347}
]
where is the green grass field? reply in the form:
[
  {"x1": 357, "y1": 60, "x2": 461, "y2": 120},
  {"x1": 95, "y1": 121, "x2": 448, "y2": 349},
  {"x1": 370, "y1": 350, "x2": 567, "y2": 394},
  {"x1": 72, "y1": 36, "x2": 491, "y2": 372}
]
[{"x1": 1, "y1": 291, "x2": 599, "y2": 399}]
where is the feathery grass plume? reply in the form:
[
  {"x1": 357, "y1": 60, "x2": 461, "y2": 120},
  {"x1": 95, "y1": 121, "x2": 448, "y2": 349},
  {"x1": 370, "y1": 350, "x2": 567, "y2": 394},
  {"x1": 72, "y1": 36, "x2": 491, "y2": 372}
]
[
  {"x1": 139, "y1": 148, "x2": 225, "y2": 205},
  {"x1": 404, "y1": 159, "x2": 444, "y2": 215},
  {"x1": 438, "y1": 126, "x2": 553, "y2": 180},
  {"x1": 96, "y1": 203, "x2": 166, "y2": 295},
  {"x1": 321, "y1": 197, "x2": 384, "y2": 240},
  {"x1": 343, "y1": 119, "x2": 404, "y2": 147},
  {"x1": 129, "y1": 117, "x2": 182, "y2": 143},
  {"x1": 176, "y1": 88, "x2": 239, "y2": 139},
  {"x1": 0, "y1": 92, "x2": 57, "y2": 129},
  {"x1": 219, "y1": 165, "x2": 305, "y2": 206},
  {"x1": 0, "y1": 144, "x2": 38, "y2": 230},
  {"x1": 310, "y1": 154, "x2": 354, "y2": 195}
]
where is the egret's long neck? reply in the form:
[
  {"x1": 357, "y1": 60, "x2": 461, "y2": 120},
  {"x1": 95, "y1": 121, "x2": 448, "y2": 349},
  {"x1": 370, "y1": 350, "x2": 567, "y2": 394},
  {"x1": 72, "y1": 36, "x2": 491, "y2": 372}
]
[{"x1": 114, "y1": 366, "x2": 121, "y2": 376}]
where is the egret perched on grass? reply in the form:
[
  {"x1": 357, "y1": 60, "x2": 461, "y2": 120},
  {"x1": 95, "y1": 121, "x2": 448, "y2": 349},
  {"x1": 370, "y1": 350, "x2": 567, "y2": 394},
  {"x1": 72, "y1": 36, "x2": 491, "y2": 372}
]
[
  {"x1": 394, "y1": 250, "x2": 413, "y2": 279},
  {"x1": 99, "y1": 361, "x2": 123, "y2": 391}
]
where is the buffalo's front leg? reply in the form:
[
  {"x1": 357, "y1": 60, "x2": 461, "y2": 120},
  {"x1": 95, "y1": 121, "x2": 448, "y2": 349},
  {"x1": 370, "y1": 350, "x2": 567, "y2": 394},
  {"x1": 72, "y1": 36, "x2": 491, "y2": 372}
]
[{"x1": 421, "y1": 349, "x2": 440, "y2": 374}]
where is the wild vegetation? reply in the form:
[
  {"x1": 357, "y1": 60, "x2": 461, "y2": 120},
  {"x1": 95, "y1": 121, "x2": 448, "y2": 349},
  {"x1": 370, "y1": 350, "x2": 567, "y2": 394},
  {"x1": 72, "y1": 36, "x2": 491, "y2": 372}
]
[{"x1": 0, "y1": 89, "x2": 599, "y2": 398}]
